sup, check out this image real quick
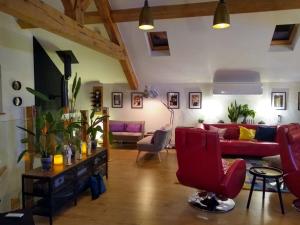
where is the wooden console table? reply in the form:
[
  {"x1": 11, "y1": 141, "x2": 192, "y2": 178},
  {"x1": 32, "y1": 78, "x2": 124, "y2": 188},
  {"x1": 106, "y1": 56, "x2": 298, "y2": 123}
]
[{"x1": 22, "y1": 148, "x2": 107, "y2": 225}]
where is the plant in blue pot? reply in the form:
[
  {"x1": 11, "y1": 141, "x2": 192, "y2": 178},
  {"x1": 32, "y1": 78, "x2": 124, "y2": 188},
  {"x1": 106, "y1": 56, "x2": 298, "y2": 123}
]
[{"x1": 17, "y1": 88, "x2": 65, "y2": 170}]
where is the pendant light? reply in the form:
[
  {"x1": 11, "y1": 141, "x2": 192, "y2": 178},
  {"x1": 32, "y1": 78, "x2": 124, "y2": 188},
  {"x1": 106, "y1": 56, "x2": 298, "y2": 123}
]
[
  {"x1": 139, "y1": 0, "x2": 154, "y2": 30},
  {"x1": 212, "y1": 0, "x2": 230, "y2": 29}
]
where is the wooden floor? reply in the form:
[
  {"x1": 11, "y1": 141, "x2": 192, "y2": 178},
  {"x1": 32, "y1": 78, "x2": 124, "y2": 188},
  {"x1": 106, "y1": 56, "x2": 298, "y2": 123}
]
[{"x1": 35, "y1": 149, "x2": 299, "y2": 225}]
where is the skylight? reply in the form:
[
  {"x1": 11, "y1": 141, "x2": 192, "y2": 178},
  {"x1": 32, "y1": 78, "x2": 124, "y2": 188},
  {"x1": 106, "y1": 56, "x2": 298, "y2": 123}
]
[
  {"x1": 271, "y1": 24, "x2": 298, "y2": 46},
  {"x1": 147, "y1": 31, "x2": 170, "y2": 56}
]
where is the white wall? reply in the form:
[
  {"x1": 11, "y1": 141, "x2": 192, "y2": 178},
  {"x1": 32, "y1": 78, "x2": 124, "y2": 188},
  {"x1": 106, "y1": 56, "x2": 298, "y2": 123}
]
[
  {"x1": 0, "y1": 12, "x2": 34, "y2": 212},
  {"x1": 101, "y1": 82, "x2": 300, "y2": 137}
]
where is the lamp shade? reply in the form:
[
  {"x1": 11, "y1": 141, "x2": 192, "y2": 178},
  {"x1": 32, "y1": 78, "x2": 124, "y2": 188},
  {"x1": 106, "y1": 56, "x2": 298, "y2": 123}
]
[
  {"x1": 139, "y1": 0, "x2": 154, "y2": 30},
  {"x1": 213, "y1": 0, "x2": 230, "y2": 29}
]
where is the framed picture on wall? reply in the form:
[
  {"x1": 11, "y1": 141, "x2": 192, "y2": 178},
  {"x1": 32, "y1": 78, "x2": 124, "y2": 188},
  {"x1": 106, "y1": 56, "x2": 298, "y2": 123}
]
[
  {"x1": 131, "y1": 92, "x2": 143, "y2": 109},
  {"x1": 167, "y1": 92, "x2": 180, "y2": 109},
  {"x1": 111, "y1": 92, "x2": 123, "y2": 108},
  {"x1": 189, "y1": 92, "x2": 202, "y2": 109},
  {"x1": 271, "y1": 92, "x2": 286, "y2": 110}
]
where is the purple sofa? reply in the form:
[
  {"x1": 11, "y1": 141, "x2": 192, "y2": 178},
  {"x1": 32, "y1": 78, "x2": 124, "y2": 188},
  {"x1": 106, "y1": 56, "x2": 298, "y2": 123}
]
[{"x1": 109, "y1": 120, "x2": 145, "y2": 143}]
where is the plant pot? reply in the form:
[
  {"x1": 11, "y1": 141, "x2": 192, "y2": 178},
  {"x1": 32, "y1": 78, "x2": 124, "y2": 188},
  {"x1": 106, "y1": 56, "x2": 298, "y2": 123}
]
[
  {"x1": 91, "y1": 140, "x2": 98, "y2": 150},
  {"x1": 41, "y1": 157, "x2": 52, "y2": 171}
]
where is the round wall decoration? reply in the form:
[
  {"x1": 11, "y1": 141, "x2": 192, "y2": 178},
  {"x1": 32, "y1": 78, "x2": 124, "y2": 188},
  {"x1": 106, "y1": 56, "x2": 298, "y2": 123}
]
[
  {"x1": 12, "y1": 81, "x2": 22, "y2": 90},
  {"x1": 13, "y1": 97, "x2": 22, "y2": 106}
]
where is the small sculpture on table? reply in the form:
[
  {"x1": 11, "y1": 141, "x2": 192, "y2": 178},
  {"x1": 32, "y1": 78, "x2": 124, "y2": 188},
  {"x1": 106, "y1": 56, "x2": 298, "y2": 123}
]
[{"x1": 65, "y1": 145, "x2": 73, "y2": 165}]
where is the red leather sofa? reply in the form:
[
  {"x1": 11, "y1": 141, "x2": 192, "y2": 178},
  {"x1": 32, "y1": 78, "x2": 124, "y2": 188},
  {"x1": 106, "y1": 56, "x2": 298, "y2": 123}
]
[
  {"x1": 277, "y1": 124, "x2": 300, "y2": 210},
  {"x1": 203, "y1": 124, "x2": 280, "y2": 157}
]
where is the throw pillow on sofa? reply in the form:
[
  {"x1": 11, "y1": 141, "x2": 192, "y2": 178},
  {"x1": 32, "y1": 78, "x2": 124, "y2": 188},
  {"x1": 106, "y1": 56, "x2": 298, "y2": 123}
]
[
  {"x1": 110, "y1": 123, "x2": 125, "y2": 132},
  {"x1": 239, "y1": 126, "x2": 256, "y2": 140},
  {"x1": 224, "y1": 127, "x2": 240, "y2": 140},
  {"x1": 126, "y1": 124, "x2": 141, "y2": 133},
  {"x1": 255, "y1": 126, "x2": 277, "y2": 142},
  {"x1": 209, "y1": 125, "x2": 226, "y2": 139}
]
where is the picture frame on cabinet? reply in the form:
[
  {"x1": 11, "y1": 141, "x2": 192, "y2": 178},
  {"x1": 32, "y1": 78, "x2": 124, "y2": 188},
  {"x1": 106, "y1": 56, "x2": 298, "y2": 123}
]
[
  {"x1": 131, "y1": 92, "x2": 143, "y2": 109},
  {"x1": 189, "y1": 92, "x2": 202, "y2": 109},
  {"x1": 112, "y1": 92, "x2": 123, "y2": 108},
  {"x1": 167, "y1": 92, "x2": 180, "y2": 109},
  {"x1": 271, "y1": 92, "x2": 286, "y2": 110}
]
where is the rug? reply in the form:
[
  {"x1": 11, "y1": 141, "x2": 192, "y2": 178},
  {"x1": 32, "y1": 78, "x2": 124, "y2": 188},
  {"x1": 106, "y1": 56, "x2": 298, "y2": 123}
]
[{"x1": 225, "y1": 158, "x2": 289, "y2": 193}]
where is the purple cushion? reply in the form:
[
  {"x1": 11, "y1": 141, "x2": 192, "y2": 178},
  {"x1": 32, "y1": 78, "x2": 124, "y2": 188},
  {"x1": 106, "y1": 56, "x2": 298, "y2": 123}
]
[
  {"x1": 125, "y1": 124, "x2": 141, "y2": 133},
  {"x1": 110, "y1": 123, "x2": 125, "y2": 132}
]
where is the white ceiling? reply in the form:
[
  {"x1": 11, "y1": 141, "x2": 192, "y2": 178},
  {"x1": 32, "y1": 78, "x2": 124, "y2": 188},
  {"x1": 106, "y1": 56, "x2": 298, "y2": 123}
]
[{"x1": 23, "y1": 1, "x2": 300, "y2": 84}]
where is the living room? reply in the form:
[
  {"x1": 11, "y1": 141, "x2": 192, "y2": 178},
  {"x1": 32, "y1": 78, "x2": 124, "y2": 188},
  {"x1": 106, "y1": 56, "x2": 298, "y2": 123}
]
[{"x1": 0, "y1": 0, "x2": 300, "y2": 225}]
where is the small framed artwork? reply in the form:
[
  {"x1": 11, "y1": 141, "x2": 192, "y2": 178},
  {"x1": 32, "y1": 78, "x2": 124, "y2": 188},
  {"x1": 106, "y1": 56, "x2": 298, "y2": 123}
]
[
  {"x1": 189, "y1": 92, "x2": 202, "y2": 109},
  {"x1": 12, "y1": 81, "x2": 21, "y2": 90},
  {"x1": 271, "y1": 92, "x2": 286, "y2": 110},
  {"x1": 111, "y1": 92, "x2": 123, "y2": 108},
  {"x1": 167, "y1": 92, "x2": 180, "y2": 109},
  {"x1": 131, "y1": 92, "x2": 143, "y2": 109}
]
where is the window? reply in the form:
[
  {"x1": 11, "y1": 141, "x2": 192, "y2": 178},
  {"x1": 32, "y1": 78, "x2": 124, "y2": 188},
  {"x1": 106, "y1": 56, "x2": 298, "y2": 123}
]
[
  {"x1": 147, "y1": 31, "x2": 170, "y2": 51},
  {"x1": 271, "y1": 24, "x2": 298, "y2": 46}
]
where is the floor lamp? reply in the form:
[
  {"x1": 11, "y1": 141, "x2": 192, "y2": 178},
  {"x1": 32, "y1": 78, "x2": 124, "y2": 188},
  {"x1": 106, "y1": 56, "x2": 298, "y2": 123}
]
[{"x1": 143, "y1": 86, "x2": 174, "y2": 148}]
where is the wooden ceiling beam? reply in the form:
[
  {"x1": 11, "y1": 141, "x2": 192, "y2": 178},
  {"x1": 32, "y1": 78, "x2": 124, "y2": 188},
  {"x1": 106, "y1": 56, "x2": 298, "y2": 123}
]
[
  {"x1": 18, "y1": 0, "x2": 300, "y2": 28},
  {"x1": 94, "y1": 0, "x2": 138, "y2": 90},
  {"x1": 61, "y1": 0, "x2": 75, "y2": 18},
  {"x1": 0, "y1": 0, "x2": 125, "y2": 60},
  {"x1": 82, "y1": 0, "x2": 92, "y2": 11},
  {"x1": 110, "y1": 0, "x2": 300, "y2": 22},
  {"x1": 73, "y1": 0, "x2": 85, "y2": 24}
]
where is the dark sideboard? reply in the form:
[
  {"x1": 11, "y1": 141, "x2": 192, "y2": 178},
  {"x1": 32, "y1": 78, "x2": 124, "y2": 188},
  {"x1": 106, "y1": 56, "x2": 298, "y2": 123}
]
[{"x1": 22, "y1": 148, "x2": 107, "y2": 225}]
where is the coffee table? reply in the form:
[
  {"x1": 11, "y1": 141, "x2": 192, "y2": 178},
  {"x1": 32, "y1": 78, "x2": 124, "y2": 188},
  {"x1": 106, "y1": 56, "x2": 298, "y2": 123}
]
[{"x1": 246, "y1": 166, "x2": 284, "y2": 214}]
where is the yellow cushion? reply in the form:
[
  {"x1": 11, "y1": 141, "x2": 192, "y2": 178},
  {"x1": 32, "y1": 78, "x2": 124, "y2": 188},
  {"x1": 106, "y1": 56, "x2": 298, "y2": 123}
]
[{"x1": 239, "y1": 126, "x2": 256, "y2": 140}]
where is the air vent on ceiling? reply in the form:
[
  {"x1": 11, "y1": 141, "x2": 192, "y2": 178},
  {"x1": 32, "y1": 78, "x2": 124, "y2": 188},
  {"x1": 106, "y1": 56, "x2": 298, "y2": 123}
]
[
  {"x1": 147, "y1": 31, "x2": 170, "y2": 56},
  {"x1": 213, "y1": 70, "x2": 263, "y2": 95}
]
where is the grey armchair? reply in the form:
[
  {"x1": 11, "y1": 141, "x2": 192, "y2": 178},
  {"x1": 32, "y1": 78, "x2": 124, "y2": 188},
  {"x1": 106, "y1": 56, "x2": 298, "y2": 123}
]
[{"x1": 136, "y1": 128, "x2": 172, "y2": 162}]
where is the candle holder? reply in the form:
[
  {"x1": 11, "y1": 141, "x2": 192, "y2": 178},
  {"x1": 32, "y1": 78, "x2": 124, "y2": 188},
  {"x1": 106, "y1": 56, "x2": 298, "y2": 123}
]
[{"x1": 53, "y1": 154, "x2": 63, "y2": 165}]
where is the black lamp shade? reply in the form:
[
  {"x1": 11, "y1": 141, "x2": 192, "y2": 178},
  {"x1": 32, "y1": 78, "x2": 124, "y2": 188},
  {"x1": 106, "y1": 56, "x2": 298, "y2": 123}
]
[
  {"x1": 139, "y1": 0, "x2": 154, "y2": 30},
  {"x1": 213, "y1": 0, "x2": 230, "y2": 29}
]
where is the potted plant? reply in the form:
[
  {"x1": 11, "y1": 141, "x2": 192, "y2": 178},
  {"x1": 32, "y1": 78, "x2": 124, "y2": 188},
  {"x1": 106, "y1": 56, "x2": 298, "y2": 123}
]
[
  {"x1": 17, "y1": 88, "x2": 78, "y2": 170},
  {"x1": 227, "y1": 100, "x2": 241, "y2": 123},
  {"x1": 87, "y1": 110, "x2": 108, "y2": 150},
  {"x1": 240, "y1": 104, "x2": 255, "y2": 124},
  {"x1": 17, "y1": 88, "x2": 65, "y2": 170}
]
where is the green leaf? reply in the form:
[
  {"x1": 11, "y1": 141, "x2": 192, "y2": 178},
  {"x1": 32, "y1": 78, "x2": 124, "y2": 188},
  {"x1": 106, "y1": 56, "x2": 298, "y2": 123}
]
[
  {"x1": 72, "y1": 73, "x2": 78, "y2": 94},
  {"x1": 26, "y1": 87, "x2": 50, "y2": 102},
  {"x1": 74, "y1": 77, "x2": 81, "y2": 99},
  {"x1": 21, "y1": 138, "x2": 29, "y2": 143},
  {"x1": 46, "y1": 112, "x2": 54, "y2": 124},
  {"x1": 17, "y1": 150, "x2": 28, "y2": 163},
  {"x1": 90, "y1": 109, "x2": 95, "y2": 120},
  {"x1": 17, "y1": 126, "x2": 35, "y2": 136}
]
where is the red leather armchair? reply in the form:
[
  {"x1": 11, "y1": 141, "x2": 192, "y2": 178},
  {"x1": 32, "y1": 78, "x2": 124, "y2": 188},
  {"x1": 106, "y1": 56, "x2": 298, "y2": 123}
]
[
  {"x1": 175, "y1": 127, "x2": 246, "y2": 212},
  {"x1": 277, "y1": 124, "x2": 300, "y2": 210}
]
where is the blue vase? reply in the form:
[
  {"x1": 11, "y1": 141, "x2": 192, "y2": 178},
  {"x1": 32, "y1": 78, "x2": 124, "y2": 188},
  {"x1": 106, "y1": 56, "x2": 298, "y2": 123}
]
[{"x1": 41, "y1": 157, "x2": 52, "y2": 171}]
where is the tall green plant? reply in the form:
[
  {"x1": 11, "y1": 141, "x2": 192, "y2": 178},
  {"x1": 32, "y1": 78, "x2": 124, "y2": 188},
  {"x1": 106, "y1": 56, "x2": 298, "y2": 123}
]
[
  {"x1": 70, "y1": 73, "x2": 81, "y2": 113},
  {"x1": 240, "y1": 104, "x2": 255, "y2": 123},
  {"x1": 87, "y1": 110, "x2": 108, "y2": 141},
  {"x1": 227, "y1": 100, "x2": 241, "y2": 123},
  {"x1": 17, "y1": 88, "x2": 80, "y2": 162}
]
